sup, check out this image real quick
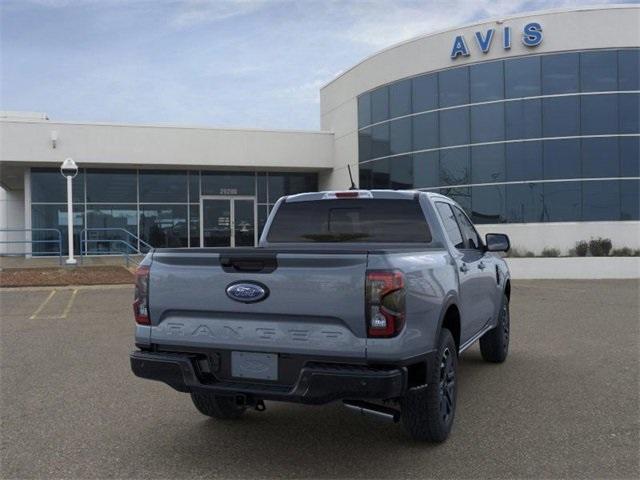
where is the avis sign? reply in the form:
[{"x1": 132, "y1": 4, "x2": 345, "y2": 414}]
[{"x1": 450, "y1": 22, "x2": 543, "y2": 59}]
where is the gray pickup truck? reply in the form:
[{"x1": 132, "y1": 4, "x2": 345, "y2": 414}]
[{"x1": 131, "y1": 190, "x2": 511, "y2": 442}]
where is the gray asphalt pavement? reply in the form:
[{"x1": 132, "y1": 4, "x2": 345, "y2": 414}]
[{"x1": 1, "y1": 280, "x2": 639, "y2": 479}]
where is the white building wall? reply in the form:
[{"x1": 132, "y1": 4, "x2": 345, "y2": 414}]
[{"x1": 0, "y1": 186, "x2": 25, "y2": 254}]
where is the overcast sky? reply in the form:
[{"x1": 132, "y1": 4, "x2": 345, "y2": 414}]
[{"x1": 0, "y1": 0, "x2": 633, "y2": 130}]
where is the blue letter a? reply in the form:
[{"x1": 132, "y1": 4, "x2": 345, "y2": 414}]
[
  {"x1": 450, "y1": 35, "x2": 470, "y2": 59},
  {"x1": 475, "y1": 29, "x2": 495, "y2": 53}
]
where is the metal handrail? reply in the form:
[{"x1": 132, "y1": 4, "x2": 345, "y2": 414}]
[
  {"x1": 80, "y1": 228, "x2": 152, "y2": 252},
  {"x1": 0, "y1": 228, "x2": 64, "y2": 265},
  {"x1": 81, "y1": 239, "x2": 143, "y2": 267}
]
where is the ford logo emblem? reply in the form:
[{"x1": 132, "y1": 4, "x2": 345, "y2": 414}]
[{"x1": 226, "y1": 281, "x2": 269, "y2": 303}]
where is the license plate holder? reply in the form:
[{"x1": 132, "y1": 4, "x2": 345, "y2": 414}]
[{"x1": 231, "y1": 351, "x2": 278, "y2": 381}]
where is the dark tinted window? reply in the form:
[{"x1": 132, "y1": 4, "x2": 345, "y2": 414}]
[
  {"x1": 439, "y1": 108, "x2": 469, "y2": 147},
  {"x1": 506, "y1": 183, "x2": 544, "y2": 223},
  {"x1": 619, "y1": 49, "x2": 640, "y2": 90},
  {"x1": 471, "y1": 103, "x2": 504, "y2": 142},
  {"x1": 436, "y1": 202, "x2": 464, "y2": 248},
  {"x1": 412, "y1": 73, "x2": 438, "y2": 112},
  {"x1": 189, "y1": 204, "x2": 200, "y2": 247},
  {"x1": 31, "y1": 204, "x2": 83, "y2": 255},
  {"x1": 581, "y1": 137, "x2": 619, "y2": 178},
  {"x1": 31, "y1": 168, "x2": 84, "y2": 203},
  {"x1": 452, "y1": 205, "x2": 482, "y2": 248},
  {"x1": 582, "y1": 180, "x2": 620, "y2": 221},
  {"x1": 412, "y1": 112, "x2": 438, "y2": 150},
  {"x1": 358, "y1": 93, "x2": 371, "y2": 128},
  {"x1": 543, "y1": 139, "x2": 580, "y2": 180},
  {"x1": 471, "y1": 185, "x2": 505, "y2": 224},
  {"x1": 440, "y1": 148, "x2": 470, "y2": 185},
  {"x1": 371, "y1": 123, "x2": 390, "y2": 158},
  {"x1": 542, "y1": 53, "x2": 579, "y2": 94},
  {"x1": 202, "y1": 172, "x2": 254, "y2": 196},
  {"x1": 471, "y1": 144, "x2": 505, "y2": 183},
  {"x1": 505, "y1": 99, "x2": 542, "y2": 140},
  {"x1": 139, "y1": 170, "x2": 187, "y2": 203},
  {"x1": 268, "y1": 173, "x2": 317, "y2": 203},
  {"x1": 581, "y1": 51, "x2": 617, "y2": 92},
  {"x1": 506, "y1": 142, "x2": 543, "y2": 181},
  {"x1": 505, "y1": 57, "x2": 540, "y2": 98},
  {"x1": 371, "y1": 87, "x2": 389, "y2": 123},
  {"x1": 188, "y1": 171, "x2": 200, "y2": 202},
  {"x1": 359, "y1": 128, "x2": 373, "y2": 162},
  {"x1": 86, "y1": 169, "x2": 136, "y2": 203},
  {"x1": 139, "y1": 205, "x2": 188, "y2": 248},
  {"x1": 390, "y1": 155, "x2": 413, "y2": 189},
  {"x1": 619, "y1": 93, "x2": 640, "y2": 134},
  {"x1": 470, "y1": 61, "x2": 504, "y2": 102},
  {"x1": 359, "y1": 163, "x2": 373, "y2": 190},
  {"x1": 621, "y1": 179, "x2": 640, "y2": 220},
  {"x1": 267, "y1": 199, "x2": 431, "y2": 243},
  {"x1": 543, "y1": 181, "x2": 581, "y2": 221},
  {"x1": 620, "y1": 137, "x2": 640, "y2": 177},
  {"x1": 581, "y1": 94, "x2": 618, "y2": 135},
  {"x1": 256, "y1": 172, "x2": 267, "y2": 203},
  {"x1": 439, "y1": 67, "x2": 469, "y2": 107},
  {"x1": 439, "y1": 186, "x2": 471, "y2": 212},
  {"x1": 389, "y1": 117, "x2": 411, "y2": 155},
  {"x1": 371, "y1": 159, "x2": 390, "y2": 189},
  {"x1": 389, "y1": 79, "x2": 412, "y2": 118},
  {"x1": 413, "y1": 151, "x2": 439, "y2": 188},
  {"x1": 543, "y1": 96, "x2": 579, "y2": 137}
]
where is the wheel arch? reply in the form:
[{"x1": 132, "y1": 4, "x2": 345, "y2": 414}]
[{"x1": 437, "y1": 296, "x2": 461, "y2": 353}]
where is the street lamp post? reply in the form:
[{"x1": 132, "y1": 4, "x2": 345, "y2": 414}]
[{"x1": 60, "y1": 158, "x2": 78, "y2": 265}]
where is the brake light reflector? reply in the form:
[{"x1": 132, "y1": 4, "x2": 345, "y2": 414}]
[
  {"x1": 335, "y1": 191, "x2": 360, "y2": 198},
  {"x1": 133, "y1": 265, "x2": 150, "y2": 325},
  {"x1": 366, "y1": 270, "x2": 405, "y2": 337}
]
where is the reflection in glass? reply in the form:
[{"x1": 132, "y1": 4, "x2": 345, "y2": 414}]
[
  {"x1": 86, "y1": 205, "x2": 138, "y2": 253},
  {"x1": 439, "y1": 67, "x2": 469, "y2": 107},
  {"x1": 542, "y1": 182, "x2": 581, "y2": 222},
  {"x1": 390, "y1": 117, "x2": 412, "y2": 155},
  {"x1": 470, "y1": 103, "x2": 504, "y2": 143},
  {"x1": 471, "y1": 185, "x2": 505, "y2": 224},
  {"x1": 471, "y1": 144, "x2": 505, "y2": 184},
  {"x1": 505, "y1": 57, "x2": 540, "y2": 98},
  {"x1": 581, "y1": 51, "x2": 617, "y2": 92},
  {"x1": 358, "y1": 93, "x2": 371, "y2": 128},
  {"x1": 439, "y1": 187, "x2": 471, "y2": 212},
  {"x1": 543, "y1": 139, "x2": 580, "y2": 180},
  {"x1": 257, "y1": 173, "x2": 267, "y2": 203},
  {"x1": 439, "y1": 108, "x2": 469, "y2": 147},
  {"x1": 582, "y1": 180, "x2": 620, "y2": 221},
  {"x1": 372, "y1": 159, "x2": 390, "y2": 189},
  {"x1": 470, "y1": 61, "x2": 504, "y2": 102},
  {"x1": 371, "y1": 87, "x2": 389, "y2": 123},
  {"x1": 359, "y1": 128, "x2": 373, "y2": 162},
  {"x1": 619, "y1": 92, "x2": 640, "y2": 134},
  {"x1": 440, "y1": 148, "x2": 470, "y2": 186},
  {"x1": 189, "y1": 205, "x2": 200, "y2": 247},
  {"x1": 189, "y1": 171, "x2": 200, "y2": 202},
  {"x1": 234, "y1": 199, "x2": 255, "y2": 247},
  {"x1": 412, "y1": 73, "x2": 438, "y2": 113},
  {"x1": 412, "y1": 112, "x2": 438, "y2": 151},
  {"x1": 618, "y1": 49, "x2": 640, "y2": 91},
  {"x1": 581, "y1": 137, "x2": 619, "y2": 178},
  {"x1": 542, "y1": 53, "x2": 579, "y2": 94},
  {"x1": 506, "y1": 183, "x2": 544, "y2": 223},
  {"x1": 371, "y1": 123, "x2": 390, "y2": 158},
  {"x1": 620, "y1": 180, "x2": 640, "y2": 220},
  {"x1": 258, "y1": 204, "x2": 269, "y2": 237},
  {"x1": 31, "y1": 169, "x2": 85, "y2": 203},
  {"x1": 390, "y1": 155, "x2": 413, "y2": 189},
  {"x1": 506, "y1": 142, "x2": 543, "y2": 181},
  {"x1": 620, "y1": 137, "x2": 640, "y2": 177},
  {"x1": 390, "y1": 79, "x2": 412, "y2": 118},
  {"x1": 581, "y1": 94, "x2": 618, "y2": 135},
  {"x1": 202, "y1": 199, "x2": 231, "y2": 247},
  {"x1": 139, "y1": 205, "x2": 188, "y2": 248},
  {"x1": 542, "y1": 96, "x2": 579, "y2": 137},
  {"x1": 31, "y1": 204, "x2": 84, "y2": 255},
  {"x1": 268, "y1": 173, "x2": 317, "y2": 203},
  {"x1": 139, "y1": 170, "x2": 187, "y2": 203},
  {"x1": 86, "y1": 169, "x2": 136, "y2": 203},
  {"x1": 413, "y1": 152, "x2": 439, "y2": 189},
  {"x1": 505, "y1": 99, "x2": 542, "y2": 140}
]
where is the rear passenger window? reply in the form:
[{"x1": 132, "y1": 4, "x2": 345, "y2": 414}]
[
  {"x1": 452, "y1": 206, "x2": 482, "y2": 250},
  {"x1": 436, "y1": 203, "x2": 464, "y2": 249}
]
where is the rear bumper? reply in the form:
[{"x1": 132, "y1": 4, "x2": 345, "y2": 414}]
[{"x1": 130, "y1": 350, "x2": 407, "y2": 405}]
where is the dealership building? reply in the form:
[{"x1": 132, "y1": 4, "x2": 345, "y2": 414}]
[{"x1": 1, "y1": 5, "x2": 638, "y2": 256}]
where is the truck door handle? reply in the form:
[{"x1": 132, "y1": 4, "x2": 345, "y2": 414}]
[
  {"x1": 478, "y1": 261, "x2": 486, "y2": 270},
  {"x1": 460, "y1": 263, "x2": 469, "y2": 273}
]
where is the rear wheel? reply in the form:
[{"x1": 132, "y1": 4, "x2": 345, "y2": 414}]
[
  {"x1": 479, "y1": 293, "x2": 510, "y2": 363},
  {"x1": 401, "y1": 328, "x2": 457, "y2": 442},
  {"x1": 190, "y1": 392, "x2": 246, "y2": 420}
]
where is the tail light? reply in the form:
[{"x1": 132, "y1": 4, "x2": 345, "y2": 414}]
[
  {"x1": 366, "y1": 270, "x2": 405, "y2": 337},
  {"x1": 133, "y1": 265, "x2": 150, "y2": 325}
]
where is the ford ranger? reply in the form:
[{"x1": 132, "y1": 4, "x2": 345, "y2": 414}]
[{"x1": 130, "y1": 190, "x2": 511, "y2": 442}]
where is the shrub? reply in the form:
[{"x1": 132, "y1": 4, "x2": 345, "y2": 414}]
[
  {"x1": 540, "y1": 247, "x2": 561, "y2": 257},
  {"x1": 589, "y1": 237, "x2": 612, "y2": 257},
  {"x1": 574, "y1": 241, "x2": 589, "y2": 257},
  {"x1": 611, "y1": 247, "x2": 640, "y2": 257},
  {"x1": 507, "y1": 247, "x2": 535, "y2": 258}
]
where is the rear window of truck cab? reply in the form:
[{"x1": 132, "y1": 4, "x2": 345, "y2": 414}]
[{"x1": 266, "y1": 199, "x2": 432, "y2": 243}]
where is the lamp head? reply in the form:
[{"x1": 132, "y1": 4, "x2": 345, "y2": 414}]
[{"x1": 60, "y1": 157, "x2": 78, "y2": 178}]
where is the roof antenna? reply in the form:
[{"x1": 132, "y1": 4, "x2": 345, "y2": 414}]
[{"x1": 347, "y1": 164, "x2": 357, "y2": 190}]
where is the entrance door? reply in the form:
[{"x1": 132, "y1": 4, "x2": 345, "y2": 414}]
[{"x1": 200, "y1": 196, "x2": 256, "y2": 247}]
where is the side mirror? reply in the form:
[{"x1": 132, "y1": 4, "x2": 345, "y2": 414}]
[{"x1": 485, "y1": 233, "x2": 510, "y2": 252}]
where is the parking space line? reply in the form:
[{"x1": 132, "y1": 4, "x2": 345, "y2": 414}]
[
  {"x1": 29, "y1": 290, "x2": 56, "y2": 319},
  {"x1": 59, "y1": 289, "x2": 79, "y2": 319}
]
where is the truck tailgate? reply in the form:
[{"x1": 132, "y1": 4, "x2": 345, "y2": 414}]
[{"x1": 148, "y1": 250, "x2": 368, "y2": 359}]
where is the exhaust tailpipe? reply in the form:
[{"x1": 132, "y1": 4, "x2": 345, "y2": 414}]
[{"x1": 343, "y1": 400, "x2": 400, "y2": 423}]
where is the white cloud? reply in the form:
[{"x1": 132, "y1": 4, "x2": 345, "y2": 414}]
[{"x1": 170, "y1": 0, "x2": 274, "y2": 29}]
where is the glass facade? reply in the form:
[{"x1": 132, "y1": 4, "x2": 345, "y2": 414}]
[
  {"x1": 358, "y1": 48, "x2": 640, "y2": 223},
  {"x1": 30, "y1": 168, "x2": 317, "y2": 255}
]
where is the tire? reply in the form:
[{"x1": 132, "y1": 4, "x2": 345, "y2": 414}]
[
  {"x1": 401, "y1": 328, "x2": 457, "y2": 442},
  {"x1": 479, "y1": 293, "x2": 510, "y2": 363},
  {"x1": 190, "y1": 392, "x2": 246, "y2": 420}
]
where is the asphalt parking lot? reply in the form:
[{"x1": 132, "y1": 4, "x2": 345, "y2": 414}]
[{"x1": 1, "y1": 280, "x2": 638, "y2": 479}]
